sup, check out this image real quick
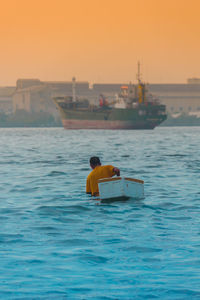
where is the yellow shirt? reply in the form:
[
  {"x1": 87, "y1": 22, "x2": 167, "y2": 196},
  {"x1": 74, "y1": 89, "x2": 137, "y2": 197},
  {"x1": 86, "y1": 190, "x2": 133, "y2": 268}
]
[{"x1": 86, "y1": 165, "x2": 115, "y2": 196}]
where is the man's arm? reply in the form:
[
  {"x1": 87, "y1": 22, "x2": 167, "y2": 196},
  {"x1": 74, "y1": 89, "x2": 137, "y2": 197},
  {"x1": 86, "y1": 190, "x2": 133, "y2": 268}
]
[
  {"x1": 113, "y1": 167, "x2": 120, "y2": 176},
  {"x1": 86, "y1": 177, "x2": 92, "y2": 194}
]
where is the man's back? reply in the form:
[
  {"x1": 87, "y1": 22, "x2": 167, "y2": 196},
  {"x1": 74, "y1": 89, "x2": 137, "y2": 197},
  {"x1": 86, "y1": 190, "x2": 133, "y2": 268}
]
[{"x1": 86, "y1": 165, "x2": 115, "y2": 196}]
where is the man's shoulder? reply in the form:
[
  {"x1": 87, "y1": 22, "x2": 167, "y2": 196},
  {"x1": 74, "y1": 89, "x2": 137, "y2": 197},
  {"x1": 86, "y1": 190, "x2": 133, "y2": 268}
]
[
  {"x1": 87, "y1": 169, "x2": 95, "y2": 179},
  {"x1": 87, "y1": 165, "x2": 114, "y2": 177},
  {"x1": 96, "y1": 165, "x2": 113, "y2": 172},
  {"x1": 104, "y1": 165, "x2": 114, "y2": 170}
]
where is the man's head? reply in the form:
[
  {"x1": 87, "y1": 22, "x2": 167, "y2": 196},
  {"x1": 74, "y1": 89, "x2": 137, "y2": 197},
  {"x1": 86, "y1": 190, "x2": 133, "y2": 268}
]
[{"x1": 90, "y1": 156, "x2": 101, "y2": 169}]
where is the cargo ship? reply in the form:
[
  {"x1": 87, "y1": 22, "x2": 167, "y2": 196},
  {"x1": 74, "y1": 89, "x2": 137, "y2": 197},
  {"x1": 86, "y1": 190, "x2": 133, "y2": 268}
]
[{"x1": 54, "y1": 65, "x2": 167, "y2": 130}]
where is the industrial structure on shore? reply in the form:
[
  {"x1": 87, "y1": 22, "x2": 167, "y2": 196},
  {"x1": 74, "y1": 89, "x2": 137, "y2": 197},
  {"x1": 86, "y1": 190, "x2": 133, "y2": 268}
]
[{"x1": 0, "y1": 77, "x2": 200, "y2": 123}]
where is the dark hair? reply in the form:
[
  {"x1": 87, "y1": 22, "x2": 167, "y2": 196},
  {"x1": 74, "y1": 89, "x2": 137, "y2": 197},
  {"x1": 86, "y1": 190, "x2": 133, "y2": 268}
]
[{"x1": 90, "y1": 156, "x2": 101, "y2": 166}]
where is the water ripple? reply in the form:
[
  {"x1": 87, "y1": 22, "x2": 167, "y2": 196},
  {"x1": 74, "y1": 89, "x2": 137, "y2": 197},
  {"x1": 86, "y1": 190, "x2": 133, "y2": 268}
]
[{"x1": 0, "y1": 127, "x2": 200, "y2": 299}]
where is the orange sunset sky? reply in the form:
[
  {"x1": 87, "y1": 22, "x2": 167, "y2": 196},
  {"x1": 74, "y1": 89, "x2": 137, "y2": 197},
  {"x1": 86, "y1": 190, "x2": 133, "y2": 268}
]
[{"x1": 1, "y1": 0, "x2": 200, "y2": 85}]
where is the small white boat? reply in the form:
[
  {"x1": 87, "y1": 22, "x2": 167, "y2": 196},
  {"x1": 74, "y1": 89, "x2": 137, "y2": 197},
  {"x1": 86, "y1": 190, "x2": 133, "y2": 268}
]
[{"x1": 98, "y1": 177, "x2": 144, "y2": 202}]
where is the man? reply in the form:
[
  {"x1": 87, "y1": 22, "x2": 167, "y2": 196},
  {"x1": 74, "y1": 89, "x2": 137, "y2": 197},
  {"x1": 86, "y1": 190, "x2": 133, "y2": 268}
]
[{"x1": 86, "y1": 156, "x2": 120, "y2": 196}]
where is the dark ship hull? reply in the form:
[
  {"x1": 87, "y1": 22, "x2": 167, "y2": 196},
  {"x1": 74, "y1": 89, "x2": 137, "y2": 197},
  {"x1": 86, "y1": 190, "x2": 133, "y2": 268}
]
[
  {"x1": 62, "y1": 119, "x2": 163, "y2": 130},
  {"x1": 55, "y1": 102, "x2": 167, "y2": 130}
]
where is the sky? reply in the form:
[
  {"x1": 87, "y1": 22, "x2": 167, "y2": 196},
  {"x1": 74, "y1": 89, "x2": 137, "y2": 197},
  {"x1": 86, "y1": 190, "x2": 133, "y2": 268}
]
[{"x1": 1, "y1": 0, "x2": 200, "y2": 85}]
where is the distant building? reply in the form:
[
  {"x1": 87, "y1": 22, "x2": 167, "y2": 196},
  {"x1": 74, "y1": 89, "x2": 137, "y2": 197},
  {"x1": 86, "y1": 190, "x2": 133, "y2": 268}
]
[
  {"x1": 16, "y1": 79, "x2": 42, "y2": 89},
  {"x1": 148, "y1": 84, "x2": 200, "y2": 114},
  {"x1": 0, "y1": 87, "x2": 15, "y2": 113},
  {"x1": 187, "y1": 78, "x2": 200, "y2": 84},
  {"x1": 12, "y1": 79, "x2": 91, "y2": 118},
  {"x1": 11, "y1": 78, "x2": 200, "y2": 118},
  {"x1": 13, "y1": 85, "x2": 54, "y2": 114}
]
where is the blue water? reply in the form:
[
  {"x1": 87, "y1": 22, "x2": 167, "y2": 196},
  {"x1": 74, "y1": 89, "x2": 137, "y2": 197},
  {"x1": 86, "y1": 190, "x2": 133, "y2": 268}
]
[{"x1": 0, "y1": 127, "x2": 200, "y2": 299}]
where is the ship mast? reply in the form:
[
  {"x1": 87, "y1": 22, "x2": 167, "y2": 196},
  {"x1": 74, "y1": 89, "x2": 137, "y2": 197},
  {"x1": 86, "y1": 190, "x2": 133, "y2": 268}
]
[
  {"x1": 72, "y1": 77, "x2": 76, "y2": 102},
  {"x1": 136, "y1": 61, "x2": 142, "y2": 83},
  {"x1": 136, "y1": 61, "x2": 145, "y2": 103}
]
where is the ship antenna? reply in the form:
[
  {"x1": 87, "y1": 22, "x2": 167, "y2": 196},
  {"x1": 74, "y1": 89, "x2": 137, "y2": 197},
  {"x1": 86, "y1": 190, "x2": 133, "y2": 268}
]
[
  {"x1": 136, "y1": 61, "x2": 142, "y2": 83},
  {"x1": 72, "y1": 76, "x2": 76, "y2": 102}
]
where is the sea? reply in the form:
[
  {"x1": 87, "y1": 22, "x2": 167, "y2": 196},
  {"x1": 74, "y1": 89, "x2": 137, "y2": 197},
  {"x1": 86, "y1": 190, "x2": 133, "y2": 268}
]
[{"x1": 0, "y1": 127, "x2": 200, "y2": 300}]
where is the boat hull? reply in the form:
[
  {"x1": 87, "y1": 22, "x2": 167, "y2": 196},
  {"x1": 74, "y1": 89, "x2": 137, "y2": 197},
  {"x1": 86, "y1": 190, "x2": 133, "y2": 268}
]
[
  {"x1": 62, "y1": 118, "x2": 161, "y2": 129},
  {"x1": 54, "y1": 99, "x2": 167, "y2": 130},
  {"x1": 98, "y1": 177, "x2": 144, "y2": 201}
]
